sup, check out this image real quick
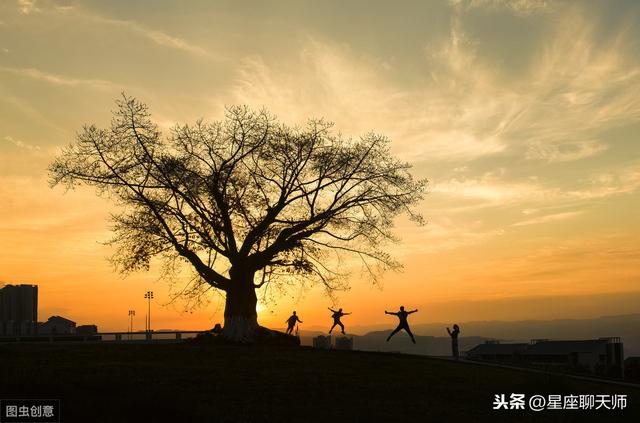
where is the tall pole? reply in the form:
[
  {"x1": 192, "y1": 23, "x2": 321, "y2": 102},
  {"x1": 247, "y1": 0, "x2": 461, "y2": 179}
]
[
  {"x1": 144, "y1": 291, "x2": 154, "y2": 333},
  {"x1": 128, "y1": 310, "x2": 135, "y2": 340}
]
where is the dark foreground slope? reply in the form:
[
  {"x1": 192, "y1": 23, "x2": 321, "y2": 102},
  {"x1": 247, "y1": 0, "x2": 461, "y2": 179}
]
[{"x1": 0, "y1": 343, "x2": 638, "y2": 422}]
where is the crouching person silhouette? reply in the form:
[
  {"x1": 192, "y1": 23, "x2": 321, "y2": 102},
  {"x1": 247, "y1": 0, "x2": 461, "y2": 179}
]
[{"x1": 385, "y1": 306, "x2": 417, "y2": 344}]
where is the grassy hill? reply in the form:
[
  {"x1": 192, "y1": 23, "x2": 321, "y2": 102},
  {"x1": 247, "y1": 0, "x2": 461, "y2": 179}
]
[
  {"x1": 1, "y1": 343, "x2": 638, "y2": 422},
  {"x1": 300, "y1": 313, "x2": 640, "y2": 357},
  {"x1": 299, "y1": 331, "x2": 491, "y2": 356}
]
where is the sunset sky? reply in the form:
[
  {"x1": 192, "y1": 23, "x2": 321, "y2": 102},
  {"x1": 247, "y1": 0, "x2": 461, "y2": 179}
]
[{"x1": 1, "y1": 0, "x2": 639, "y2": 333}]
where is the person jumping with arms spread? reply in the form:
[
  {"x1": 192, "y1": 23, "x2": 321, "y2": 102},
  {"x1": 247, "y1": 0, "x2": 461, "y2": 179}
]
[
  {"x1": 285, "y1": 311, "x2": 303, "y2": 335},
  {"x1": 328, "y1": 307, "x2": 351, "y2": 335},
  {"x1": 385, "y1": 306, "x2": 418, "y2": 344}
]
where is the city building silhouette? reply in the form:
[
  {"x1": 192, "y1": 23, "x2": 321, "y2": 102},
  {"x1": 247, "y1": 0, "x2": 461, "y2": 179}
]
[
  {"x1": 334, "y1": 336, "x2": 354, "y2": 350},
  {"x1": 0, "y1": 284, "x2": 38, "y2": 335},
  {"x1": 77, "y1": 325, "x2": 98, "y2": 335},
  {"x1": 39, "y1": 315, "x2": 77, "y2": 335},
  {"x1": 312, "y1": 335, "x2": 332, "y2": 349},
  {"x1": 466, "y1": 337, "x2": 624, "y2": 377}
]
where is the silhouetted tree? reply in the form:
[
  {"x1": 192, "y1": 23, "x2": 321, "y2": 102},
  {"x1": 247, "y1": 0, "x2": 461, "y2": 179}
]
[{"x1": 49, "y1": 95, "x2": 426, "y2": 341}]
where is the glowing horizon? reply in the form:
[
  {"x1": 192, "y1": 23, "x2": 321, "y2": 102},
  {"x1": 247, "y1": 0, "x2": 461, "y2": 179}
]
[{"x1": 1, "y1": 0, "x2": 639, "y2": 333}]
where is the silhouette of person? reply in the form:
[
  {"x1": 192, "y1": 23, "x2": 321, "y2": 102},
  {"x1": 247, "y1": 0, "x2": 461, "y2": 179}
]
[
  {"x1": 285, "y1": 311, "x2": 303, "y2": 335},
  {"x1": 447, "y1": 324, "x2": 460, "y2": 359},
  {"x1": 385, "y1": 306, "x2": 417, "y2": 344},
  {"x1": 328, "y1": 307, "x2": 351, "y2": 335}
]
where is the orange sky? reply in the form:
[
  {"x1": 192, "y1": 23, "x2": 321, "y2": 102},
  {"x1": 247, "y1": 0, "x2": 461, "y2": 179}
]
[{"x1": 1, "y1": 0, "x2": 639, "y2": 333}]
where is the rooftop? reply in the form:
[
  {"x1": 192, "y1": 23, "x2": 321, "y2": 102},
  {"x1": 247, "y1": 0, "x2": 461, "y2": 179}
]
[
  {"x1": 467, "y1": 343, "x2": 528, "y2": 355},
  {"x1": 523, "y1": 339, "x2": 610, "y2": 355}
]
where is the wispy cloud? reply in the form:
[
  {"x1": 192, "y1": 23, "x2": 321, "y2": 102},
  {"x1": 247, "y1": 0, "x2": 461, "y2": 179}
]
[
  {"x1": 229, "y1": 38, "x2": 509, "y2": 162},
  {"x1": 17, "y1": 0, "x2": 40, "y2": 15},
  {"x1": 3, "y1": 135, "x2": 40, "y2": 151},
  {"x1": 512, "y1": 211, "x2": 583, "y2": 227},
  {"x1": 439, "y1": 7, "x2": 640, "y2": 163},
  {"x1": 86, "y1": 15, "x2": 210, "y2": 59},
  {"x1": 229, "y1": 6, "x2": 639, "y2": 167},
  {"x1": 449, "y1": 0, "x2": 554, "y2": 16},
  {"x1": 434, "y1": 162, "x2": 640, "y2": 210},
  {"x1": 510, "y1": 13, "x2": 640, "y2": 162},
  {"x1": 0, "y1": 95, "x2": 70, "y2": 137},
  {"x1": 13, "y1": 1, "x2": 210, "y2": 59},
  {"x1": 437, "y1": 7, "x2": 640, "y2": 164},
  {"x1": 0, "y1": 66, "x2": 121, "y2": 90},
  {"x1": 525, "y1": 139, "x2": 608, "y2": 162},
  {"x1": 566, "y1": 167, "x2": 640, "y2": 200},
  {"x1": 223, "y1": 13, "x2": 640, "y2": 264},
  {"x1": 230, "y1": 41, "x2": 407, "y2": 138},
  {"x1": 398, "y1": 218, "x2": 506, "y2": 255},
  {"x1": 432, "y1": 169, "x2": 550, "y2": 206}
]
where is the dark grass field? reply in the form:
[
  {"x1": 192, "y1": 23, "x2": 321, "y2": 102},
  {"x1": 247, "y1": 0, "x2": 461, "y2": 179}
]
[{"x1": 0, "y1": 343, "x2": 638, "y2": 422}]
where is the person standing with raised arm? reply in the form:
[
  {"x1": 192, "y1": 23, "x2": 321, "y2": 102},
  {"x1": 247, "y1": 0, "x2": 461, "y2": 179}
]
[
  {"x1": 447, "y1": 324, "x2": 460, "y2": 359},
  {"x1": 285, "y1": 311, "x2": 303, "y2": 335},
  {"x1": 328, "y1": 307, "x2": 351, "y2": 335},
  {"x1": 385, "y1": 306, "x2": 418, "y2": 344}
]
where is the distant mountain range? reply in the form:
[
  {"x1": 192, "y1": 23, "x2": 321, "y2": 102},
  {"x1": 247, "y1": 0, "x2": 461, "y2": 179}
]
[{"x1": 297, "y1": 314, "x2": 640, "y2": 357}]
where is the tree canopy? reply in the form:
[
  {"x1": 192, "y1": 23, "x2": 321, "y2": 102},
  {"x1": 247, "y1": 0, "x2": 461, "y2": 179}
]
[{"x1": 49, "y1": 96, "x2": 426, "y2": 340}]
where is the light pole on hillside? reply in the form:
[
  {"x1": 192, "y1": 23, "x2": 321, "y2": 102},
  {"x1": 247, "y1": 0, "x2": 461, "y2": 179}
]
[
  {"x1": 128, "y1": 310, "x2": 135, "y2": 339},
  {"x1": 144, "y1": 291, "x2": 154, "y2": 332}
]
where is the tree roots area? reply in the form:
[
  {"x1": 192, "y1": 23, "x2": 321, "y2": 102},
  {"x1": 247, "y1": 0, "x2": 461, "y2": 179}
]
[{"x1": 1, "y1": 343, "x2": 638, "y2": 422}]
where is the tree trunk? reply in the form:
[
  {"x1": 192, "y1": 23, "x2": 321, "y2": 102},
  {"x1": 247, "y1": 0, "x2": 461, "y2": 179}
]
[{"x1": 223, "y1": 270, "x2": 259, "y2": 342}]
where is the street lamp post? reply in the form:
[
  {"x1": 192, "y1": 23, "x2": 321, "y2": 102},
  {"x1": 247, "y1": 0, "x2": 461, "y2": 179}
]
[
  {"x1": 128, "y1": 310, "x2": 135, "y2": 340},
  {"x1": 144, "y1": 291, "x2": 154, "y2": 333}
]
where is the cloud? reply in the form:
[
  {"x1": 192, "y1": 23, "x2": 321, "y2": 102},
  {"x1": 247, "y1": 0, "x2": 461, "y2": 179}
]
[
  {"x1": 435, "y1": 161, "x2": 640, "y2": 208},
  {"x1": 100, "y1": 16, "x2": 209, "y2": 57},
  {"x1": 0, "y1": 95, "x2": 70, "y2": 137},
  {"x1": 503, "y1": 13, "x2": 640, "y2": 160},
  {"x1": 224, "y1": 9, "x2": 640, "y2": 267},
  {"x1": 398, "y1": 218, "x2": 505, "y2": 255},
  {"x1": 566, "y1": 167, "x2": 640, "y2": 200},
  {"x1": 13, "y1": 1, "x2": 209, "y2": 58},
  {"x1": 449, "y1": 0, "x2": 554, "y2": 16},
  {"x1": 429, "y1": 156, "x2": 640, "y2": 224},
  {"x1": 0, "y1": 66, "x2": 121, "y2": 90},
  {"x1": 525, "y1": 139, "x2": 608, "y2": 162},
  {"x1": 432, "y1": 170, "x2": 550, "y2": 206},
  {"x1": 86, "y1": 14, "x2": 210, "y2": 59},
  {"x1": 511, "y1": 211, "x2": 583, "y2": 227},
  {"x1": 231, "y1": 42, "x2": 403, "y2": 135},
  {"x1": 3, "y1": 135, "x2": 41, "y2": 151},
  {"x1": 420, "y1": 6, "x2": 640, "y2": 166},
  {"x1": 503, "y1": 18, "x2": 636, "y2": 155},
  {"x1": 228, "y1": 6, "x2": 640, "y2": 167},
  {"x1": 17, "y1": 0, "x2": 40, "y2": 15},
  {"x1": 229, "y1": 38, "x2": 509, "y2": 162}
]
